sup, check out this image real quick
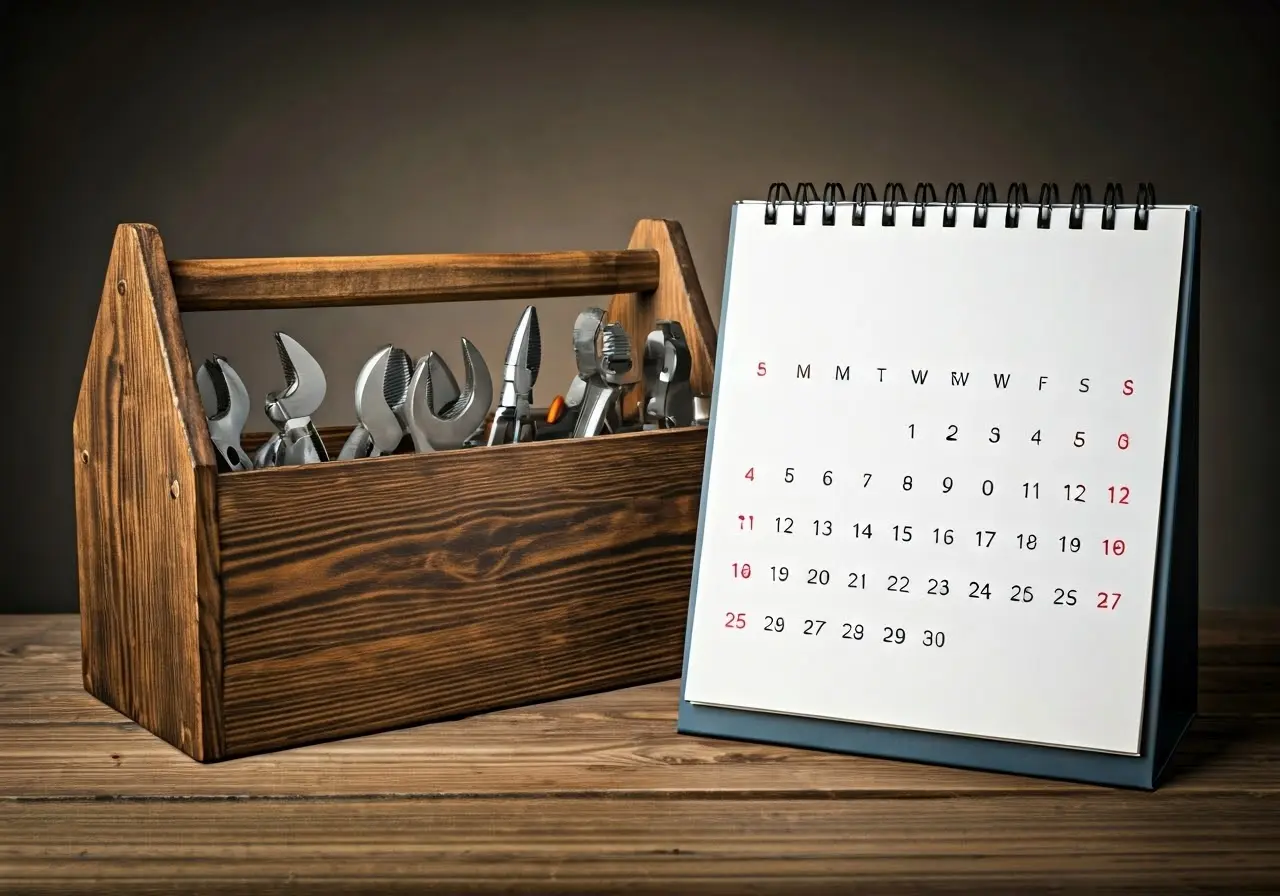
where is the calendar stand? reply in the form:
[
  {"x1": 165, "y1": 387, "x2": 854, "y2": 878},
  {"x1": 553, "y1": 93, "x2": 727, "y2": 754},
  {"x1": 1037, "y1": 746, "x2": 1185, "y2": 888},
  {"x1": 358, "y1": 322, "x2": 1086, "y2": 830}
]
[{"x1": 678, "y1": 184, "x2": 1199, "y2": 790}]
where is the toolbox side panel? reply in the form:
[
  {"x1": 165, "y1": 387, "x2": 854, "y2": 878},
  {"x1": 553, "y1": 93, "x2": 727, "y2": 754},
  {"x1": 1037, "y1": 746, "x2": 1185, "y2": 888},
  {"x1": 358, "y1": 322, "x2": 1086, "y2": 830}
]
[
  {"x1": 215, "y1": 428, "x2": 706, "y2": 758},
  {"x1": 73, "y1": 224, "x2": 225, "y2": 761}
]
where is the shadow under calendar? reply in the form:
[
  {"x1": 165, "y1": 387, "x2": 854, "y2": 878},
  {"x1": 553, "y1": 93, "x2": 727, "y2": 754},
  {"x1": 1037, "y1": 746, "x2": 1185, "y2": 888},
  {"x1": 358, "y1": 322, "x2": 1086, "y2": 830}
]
[{"x1": 678, "y1": 182, "x2": 1199, "y2": 790}]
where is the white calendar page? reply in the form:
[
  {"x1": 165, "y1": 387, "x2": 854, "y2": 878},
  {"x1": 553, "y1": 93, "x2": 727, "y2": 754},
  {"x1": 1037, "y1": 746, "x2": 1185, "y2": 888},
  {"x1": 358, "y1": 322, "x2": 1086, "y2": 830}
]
[{"x1": 684, "y1": 201, "x2": 1191, "y2": 756}]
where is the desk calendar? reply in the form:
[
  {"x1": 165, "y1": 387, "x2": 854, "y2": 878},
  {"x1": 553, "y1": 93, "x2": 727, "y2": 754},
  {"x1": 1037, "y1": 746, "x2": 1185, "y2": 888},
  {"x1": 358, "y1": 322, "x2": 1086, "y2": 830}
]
[{"x1": 679, "y1": 182, "x2": 1199, "y2": 789}]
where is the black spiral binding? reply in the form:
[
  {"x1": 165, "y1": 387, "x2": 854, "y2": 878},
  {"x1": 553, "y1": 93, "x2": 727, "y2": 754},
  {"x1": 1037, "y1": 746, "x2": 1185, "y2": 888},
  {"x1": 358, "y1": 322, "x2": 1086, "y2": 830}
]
[
  {"x1": 821, "y1": 182, "x2": 845, "y2": 225},
  {"x1": 882, "y1": 182, "x2": 907, "y2": 226},
  {"x1": 912, "y1": 182, "x2": 937, "y2": 226},
  {"x1": 943, "y1": 182, "x2": 966, "y2": 228},
  {"x1": 762, "y1": 181, "x2": 1160, "y2": 230}
]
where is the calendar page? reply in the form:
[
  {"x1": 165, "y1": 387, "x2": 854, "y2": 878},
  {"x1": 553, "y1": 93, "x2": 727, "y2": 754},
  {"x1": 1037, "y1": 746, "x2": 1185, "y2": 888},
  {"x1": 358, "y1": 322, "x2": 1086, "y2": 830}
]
[{"x1": 684, "y1": 201, "x2": 1192, "y2": 756}]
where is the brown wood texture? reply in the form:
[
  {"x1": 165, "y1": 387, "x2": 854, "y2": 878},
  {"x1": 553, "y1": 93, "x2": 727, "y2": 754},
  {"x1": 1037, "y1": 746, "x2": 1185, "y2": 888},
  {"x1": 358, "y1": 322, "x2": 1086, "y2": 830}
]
[
  {"x1": 72, "y1": 224, "x2": 224, "y2": 761},
  {"x1": 607, "y1": 219, "x2": 718, "y2": 420},
  {"x1": 171, "y1": 249, "x2": 660, "y2": 311},
  {"x1": 1, "y1": 610, "x2": 1278, "y2": 894},
  {"x1": 213, "y1": 426, "x2": 708, "y2": 758}
]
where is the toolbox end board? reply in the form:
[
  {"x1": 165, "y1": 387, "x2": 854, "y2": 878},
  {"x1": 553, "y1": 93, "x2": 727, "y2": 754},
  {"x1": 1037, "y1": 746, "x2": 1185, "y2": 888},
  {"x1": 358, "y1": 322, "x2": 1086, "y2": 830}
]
[{"x1": 73, "y1": 224, "x2": 226, "y2": 761}]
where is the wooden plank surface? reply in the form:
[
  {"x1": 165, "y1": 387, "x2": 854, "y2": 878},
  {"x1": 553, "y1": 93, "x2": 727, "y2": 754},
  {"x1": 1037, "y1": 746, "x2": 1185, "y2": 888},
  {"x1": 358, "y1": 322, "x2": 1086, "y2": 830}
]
[
  {"x1": 170, "y1": 248, "x2": 660, "y2": 311},
  {"x1": 2, "y1": 610, "x2": 1278, "y2": 893},
  {"x1": 71, "y1": 224, "x2": 224, "y2": 761},
  {"x1": 212, "y1": 426, "x2": 707, "y2": 758}
]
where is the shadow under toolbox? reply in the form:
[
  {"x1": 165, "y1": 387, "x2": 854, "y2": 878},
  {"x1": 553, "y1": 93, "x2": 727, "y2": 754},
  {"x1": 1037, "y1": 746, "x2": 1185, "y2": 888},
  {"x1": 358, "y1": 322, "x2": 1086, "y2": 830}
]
[{"x1": 73, "y1": 219, "x2": 716, "y2": 762}]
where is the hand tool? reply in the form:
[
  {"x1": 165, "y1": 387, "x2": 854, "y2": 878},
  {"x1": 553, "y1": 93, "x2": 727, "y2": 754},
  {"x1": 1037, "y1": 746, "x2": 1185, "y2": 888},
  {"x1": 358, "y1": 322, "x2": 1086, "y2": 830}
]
[
  {"x1": 486, "y1": 305, "x2": 541, "y2": 446},
  {"x1": 642, "y1": 320, "x2": 694, "y2": 429},
  {"x1": 693, "y1": 395, "x2": 711, "y2": 426},
  {"x1": 336, "y1": 346, "x2": 413, "y2": 460},
  {"x1": 256, "y1": 332, "x2": 329, "y2": 466},
  {"x1": 195, "y1": 355, "x2": 253, "y2": 471},
  {"x1": 407, "y1": 337, "x2": 494, "y2": 451},
  {"x1": 571, "y1": 309, "x2": 634, "y2": 438}
]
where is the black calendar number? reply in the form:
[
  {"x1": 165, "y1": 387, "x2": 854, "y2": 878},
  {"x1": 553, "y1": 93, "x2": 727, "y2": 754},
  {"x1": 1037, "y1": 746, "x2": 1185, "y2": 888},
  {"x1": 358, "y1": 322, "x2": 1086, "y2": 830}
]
[
  {"x1": 823, "y1": 470, "x2": 833, "y2": 486},
  {"x1": 1064, "y1": 484, "x2": 1086, "y2": 502},
  {"x1": 842, "y1": 623, "x2": 865, "y2": 640},
  {"x1": 1054, "y1": 588, "x2": 1078, "y2": 606},
  {"x1": 1074, "y1": 431, "x2": 1086, "y2": 447},
  {"x1": 989, "y1": 427, "x2": 1000, "y2": 443},
  {"x1": 982, "y1": 479, "x2": 995, "y2": 496},
  {"x1": 893, "y1": 525, "x2": 913, "y2": 542},
  {"x1": 803, "y1": 619, "x2": 826, "y2": 636},
  {"x1": 887, "y1": 575, "x2": 909, "y2": 593},
  {"x1": 946, "y1": 424, "x2": 958, "y2": 441},
  {"x1": 770, "y1": 566, "x2": 788, "y2": 582},
  {"x1": 1010, "y1": 585, "x2": 1034, "y2": 603},
  {"x1": 975, "y1": 530, "x2": 995, "y2": 547},
  {"x1": 784, "y1": 467, "x2": 794, "y2": 483},
  {"x1": 862, "y1": 473, "x2": 872, "y2": 487},
  {"x1": 1031, "y1": 429, "x2": 1042, "y2": 444},
  {"x1": 941, "y1": 476, "x2": 953, "y2": 493},
  {"x1": 883, "y1": 627, "x2": 906, "y2": 644},
  {"x1": 1060, "y1": 536, "x2": 1081, "y2": 553},
  {"x1": 1023, "y1": 482, "x2": 1039, "y2": 499},
  {"x1": 1017, "y1": 533, "x2": 1037, "y2": 550},
  {"x1": 807, "y1": 569, "x2": 830, "y2": 585},
  {"x1": 928, "y1": 578, "x2": 949, "y2": 595},
  {"x1": 969, "y1": 582, "x2": 991, "y2": 600},
  {"x1": 847, "y1": 572, "x2": 866, "y2": 589},
  {"x1": 923, "y1": 630, "x2": 946, "y2": 647},
  {"x1": 852, "y1": 523, "x2": 872, "y2": 538},
  {"x1": 902, "y1": 475, "x2": 913, "y2": 491},
  {"x1": 764, "y1": 616, "x2": 784, "y2": 632},
  {"x1": 813, "y1": 519, "x2": 832, "y2": 536},
  {"x1": 934, "y1": 527, "x2": 954, "y2": 545},
  {"x1": 775, "y1": 516, "x2": 793, "y2": 534}
]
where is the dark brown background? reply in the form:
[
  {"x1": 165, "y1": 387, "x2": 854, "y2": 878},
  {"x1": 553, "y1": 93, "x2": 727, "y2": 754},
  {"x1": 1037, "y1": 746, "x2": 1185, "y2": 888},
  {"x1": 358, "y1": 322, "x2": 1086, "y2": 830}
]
[{"x1": 3, "y1": 1, "x2": 1276, "y2": 613}]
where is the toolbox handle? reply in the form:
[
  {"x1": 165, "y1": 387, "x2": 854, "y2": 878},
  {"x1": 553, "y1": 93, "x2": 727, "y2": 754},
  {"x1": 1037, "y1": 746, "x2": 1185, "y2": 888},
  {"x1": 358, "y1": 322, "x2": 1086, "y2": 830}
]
[{"x1": 169, "y1": 250, "x2": 660, "y2": 312}]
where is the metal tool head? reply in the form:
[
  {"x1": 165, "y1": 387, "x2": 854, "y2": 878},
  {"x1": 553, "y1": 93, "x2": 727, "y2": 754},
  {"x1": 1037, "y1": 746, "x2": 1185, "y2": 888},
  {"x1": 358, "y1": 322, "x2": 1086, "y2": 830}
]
[
  {"x1": 196, "y1": 355, "x2": 252, "y2": 470},
  {"x1": 407, "y1": 338, "x2": 493, "y2": 451},
  {"x1": 418, "y1": 352, "x2": 461, "y2": 417},
  {"x1": 563, "y1": 374, "x2": 589, "y2": 408},
  {"x1": 572, "y1": 307, "x2": 607, "y2": 379},
  {"x1": 352, "y1": 346, "x2": 406, "y2": 455},
  {"x1": 266, "y1": 332, "x2": 326, "y2": 419},
  {"x1": 502, "y1": 305, "x2": 541, "y2": 396},
  {"x1": 384, "y1": 347, "x2": 414, "y2": 420},
  {"x1": 599, "y1": 323, "x2": 633, "y2": 385},
  {"x1": 644, "y1": 320, "x2": 694, "y2": 427}
]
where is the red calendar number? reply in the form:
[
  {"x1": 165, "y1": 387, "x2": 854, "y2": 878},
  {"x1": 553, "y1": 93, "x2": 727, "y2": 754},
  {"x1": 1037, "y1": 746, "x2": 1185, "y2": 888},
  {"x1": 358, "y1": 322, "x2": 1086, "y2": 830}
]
[
  {"x1": 1098, "y1": 592, "x2": 1122, "y2": 609},
  {"x1": 1102, "y1": 539, "x2": 1126, "y2": 556},
  {"x1": 1108, "y1": 486, "x2": 1131, "y2": 504},
  {"x1": 1117, "y1": 433, "x2": 1131, "y2": 450},
  {"x1": 757, "y1": 362, "x2": 767, "y2": 376},
  {"x1": 732, "y1": 562, "x2": 752, "y2": 579},
  {"x1": 724, "y1": 612, "x2": 747, "y2": 629},
  {"x1": 745, "y1": 467, "x2": 755, "y2": 481},
  {"x1": 1122, "y1": 379, "x2": 1135, "y2": 395},
  {"x1": 738, "y1": 514, "x2": 754, "y2": 530}
]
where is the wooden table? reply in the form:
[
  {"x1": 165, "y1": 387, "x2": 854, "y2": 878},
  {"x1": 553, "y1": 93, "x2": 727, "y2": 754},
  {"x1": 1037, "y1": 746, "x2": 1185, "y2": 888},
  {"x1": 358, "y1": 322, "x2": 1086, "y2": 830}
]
[{"x1": 2, "y1": 611, "x2": 1278, "y2": 893}]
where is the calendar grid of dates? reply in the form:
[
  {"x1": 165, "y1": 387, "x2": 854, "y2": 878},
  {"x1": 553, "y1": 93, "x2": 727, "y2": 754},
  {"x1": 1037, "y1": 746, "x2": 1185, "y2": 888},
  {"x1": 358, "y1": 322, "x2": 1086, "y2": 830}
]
[{"x1": 726, "y1": 464, "x2": 1134, "y2": 650}]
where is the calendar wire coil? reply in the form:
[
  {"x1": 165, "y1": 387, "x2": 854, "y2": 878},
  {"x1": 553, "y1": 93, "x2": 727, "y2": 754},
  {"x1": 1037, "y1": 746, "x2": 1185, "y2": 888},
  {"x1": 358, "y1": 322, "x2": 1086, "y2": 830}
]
[{"x1": 763, "y1": 182, "x2": 1157, "y2": 231}]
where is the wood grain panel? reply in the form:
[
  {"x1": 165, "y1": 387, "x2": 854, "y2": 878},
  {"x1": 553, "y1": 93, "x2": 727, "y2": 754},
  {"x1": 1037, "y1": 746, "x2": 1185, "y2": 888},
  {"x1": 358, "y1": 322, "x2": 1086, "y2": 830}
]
[
  {"x1": 3, "y1": 795, "x2": 1278, "y2": 894},
  {"x1": 1, "y1": 613, "x2": 1274, "y2": 799},
  {"x1": 71, "y1": 224, "x2": 223, "y2": 761},
  {"x1": 214, "y1": 427, "x2": 708, "y2": 758},
  {"x1": 171, "y1": 249, "x2": 660, "y2": 311},
  {"x1": 607, "y1": 219, "x2": 718, "y2": 420}
]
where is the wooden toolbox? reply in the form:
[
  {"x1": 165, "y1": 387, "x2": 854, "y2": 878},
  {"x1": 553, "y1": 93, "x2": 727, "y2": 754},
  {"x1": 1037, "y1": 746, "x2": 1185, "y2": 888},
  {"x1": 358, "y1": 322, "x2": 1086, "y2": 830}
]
[{"x1": 73, "y1": 219, "x2": 716, "y2": 762}]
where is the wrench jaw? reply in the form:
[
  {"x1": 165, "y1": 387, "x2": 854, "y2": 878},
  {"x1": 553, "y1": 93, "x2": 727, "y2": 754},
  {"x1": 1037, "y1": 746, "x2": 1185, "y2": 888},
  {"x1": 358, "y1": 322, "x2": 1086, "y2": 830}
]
[
  {"x1": 408, "y1": 338, "x2": 494, "y2": 452},
  {"x1": 260, "y1": 332, "x2": 328, "y2": 467},
  {"x1": 197, "y1": 356, "x2": 253, "y2": 471}
]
